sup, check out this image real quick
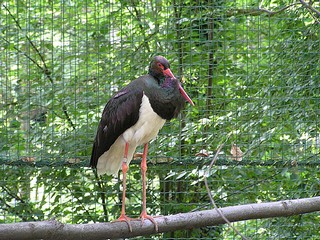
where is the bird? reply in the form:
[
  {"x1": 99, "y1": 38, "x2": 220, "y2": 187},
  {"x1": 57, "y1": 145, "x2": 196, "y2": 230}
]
[{"x1": 90, "y1": 56, "x2": 194, "y2": 232}]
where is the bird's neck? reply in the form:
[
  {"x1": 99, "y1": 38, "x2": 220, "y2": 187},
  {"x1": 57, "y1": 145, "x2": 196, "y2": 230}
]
[
  {"x1": 149, "y1": 69, "x2": 165, "y2": 82},
  {"x1": 160, "y1": 77, "x2": 177, "y2": 89},
  {"x1": 143, "y1": 75, "x2": 185, "y2": 120}
]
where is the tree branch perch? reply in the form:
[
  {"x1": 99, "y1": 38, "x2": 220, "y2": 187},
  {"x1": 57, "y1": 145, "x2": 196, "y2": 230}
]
[{"x1": 0, "y1": 196, "x2": 319, "y2": 240}]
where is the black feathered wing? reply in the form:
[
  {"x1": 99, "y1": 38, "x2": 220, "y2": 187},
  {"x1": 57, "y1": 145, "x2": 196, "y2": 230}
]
[{"x1": 90, "y1": 86, "x2": 143, "y2": 169}]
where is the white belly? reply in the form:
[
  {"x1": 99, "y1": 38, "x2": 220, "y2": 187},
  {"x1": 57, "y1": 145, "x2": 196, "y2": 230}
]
[{"x1": 96, "y1": 94, "x2": 166, "y2": 176}]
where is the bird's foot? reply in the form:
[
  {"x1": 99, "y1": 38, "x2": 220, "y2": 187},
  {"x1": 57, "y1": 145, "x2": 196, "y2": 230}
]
[
  {"x1": 114, "y1": 214, "x2": 134, "y2": 232},
  {"x1": 140, "y1": 211, "x2": 159, "y2": 232}
]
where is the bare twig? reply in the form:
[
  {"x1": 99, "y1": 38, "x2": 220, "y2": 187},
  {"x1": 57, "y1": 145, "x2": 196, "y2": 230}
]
[
  {"x1": 62, "y1": 105, "x2": 76, "y2": 130},
  {"x1": 1, "y1": 37, "x2": 44, "y2": 71},
  {"x1": 125, "y1": 0, "x2": 151, "y2": 52},
  {"x1": 299, "y1": 0, "x2": 320, "y2": 23},
  {"x1": 0, "y1": 196, "x2": 32, "y2": 222},
  {"x1": 227, "y1": 2, "x2": 320, "y2": 23},
  {"x1": 134, "y1": 32, "x2": 158, "y2": 52},
  {"x1": 299, "y1": 0, "x2": 320, "y2": 17},
  {"x1": 93, "y1": 170, "x2": 109, "y2": 222},
  {"x1": 2, "y1": 4, "x2": 53, "y2": 83},
  {"x1": 1, "y1": 186, "x2": 36, "y2": 221},
  {"x1": 204, "y1": 144, "x2": 249, "y2": 239},
  {"x1": 258, "y1": 3, "x2": 300, "y2": 16}
]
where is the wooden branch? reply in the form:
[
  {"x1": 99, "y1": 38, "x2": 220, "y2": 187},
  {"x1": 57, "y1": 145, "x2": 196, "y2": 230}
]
[{"x1": 0, "y1": 197, "x2": 319, "y2": 240}]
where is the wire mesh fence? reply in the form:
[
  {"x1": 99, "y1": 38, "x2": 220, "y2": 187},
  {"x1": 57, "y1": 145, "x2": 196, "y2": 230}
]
[{"x1": 1, "y1": 0, "x2": 319, "y2": 239}]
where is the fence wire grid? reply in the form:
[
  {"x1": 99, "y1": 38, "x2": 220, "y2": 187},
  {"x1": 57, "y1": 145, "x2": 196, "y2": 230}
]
[{"x1": 1, "y1": 0, "x2": 320, "y2": 239}]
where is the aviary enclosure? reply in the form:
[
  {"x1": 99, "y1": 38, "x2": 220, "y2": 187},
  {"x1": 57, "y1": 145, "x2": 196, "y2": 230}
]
[{"x1": 0, "y1": 0, "x2": 319, "y2": 239}]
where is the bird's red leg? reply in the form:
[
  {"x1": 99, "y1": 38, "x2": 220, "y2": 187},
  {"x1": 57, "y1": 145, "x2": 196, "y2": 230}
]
[
  {"x1": 115, "y1": 142, "x2": 133, "y2": 232},
  {"x1": 140, "y1": 143, "x2": 159, "y2": 232}
]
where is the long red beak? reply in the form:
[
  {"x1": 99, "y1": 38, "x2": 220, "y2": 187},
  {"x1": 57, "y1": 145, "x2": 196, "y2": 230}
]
[
  {"x1": 178, "y1": 83, "x2": 194, "y2": 106},
  {"x1": 163, "y1": 68, "x2": 195, "y2": 106}
]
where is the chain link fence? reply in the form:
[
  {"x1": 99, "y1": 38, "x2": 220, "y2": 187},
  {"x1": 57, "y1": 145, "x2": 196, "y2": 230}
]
[{"x1": 1, "y1": 0, "x2": 319, "y2": 239}]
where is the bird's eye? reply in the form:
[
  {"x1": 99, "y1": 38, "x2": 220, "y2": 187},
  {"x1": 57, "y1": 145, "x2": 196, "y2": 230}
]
[{"x1": 157, "y1": 63, "x2": 164, "y2": 69}]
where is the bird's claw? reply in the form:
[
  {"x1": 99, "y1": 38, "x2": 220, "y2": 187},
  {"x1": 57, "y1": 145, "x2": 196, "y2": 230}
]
[
  {"x1": 114, "y1": 214, "x2": 134, "y2": 232},
  {"x1": 140, "y1": 211, "x2": 159, "y2": 232}
]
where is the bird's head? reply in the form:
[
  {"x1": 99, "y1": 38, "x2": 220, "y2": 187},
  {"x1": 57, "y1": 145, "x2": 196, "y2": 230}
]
[
  {"x1": 149, "y1": 56, "x2": 194, "y2": 106},
  {"x1": 149, "y1": 56, "x2": 174, "y2": 79}
]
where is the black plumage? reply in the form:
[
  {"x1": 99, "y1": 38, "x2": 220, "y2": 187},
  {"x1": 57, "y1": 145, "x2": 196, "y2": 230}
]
[
  {"x1": 90, "y1": 56, "x2": 191, "y2": 171},
  {"x1": 90, "y1": 85, "x2": 143, "y2": 169},
  {"x1": 89, "y1": 55, "x2": 193, "y2": 232}
]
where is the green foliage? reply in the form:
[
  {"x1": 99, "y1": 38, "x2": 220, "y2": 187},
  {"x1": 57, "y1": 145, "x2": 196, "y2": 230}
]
[{"x1": 0, "y1": 0, "x2": 319, "y2": 239}]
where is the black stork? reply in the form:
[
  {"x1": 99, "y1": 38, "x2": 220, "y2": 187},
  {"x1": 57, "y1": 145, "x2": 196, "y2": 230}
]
[{"x1": 90, "y1": 56, "x2": 194, "y2": 232}]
